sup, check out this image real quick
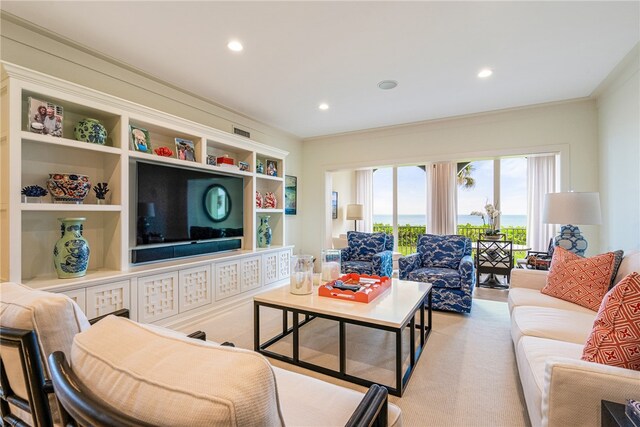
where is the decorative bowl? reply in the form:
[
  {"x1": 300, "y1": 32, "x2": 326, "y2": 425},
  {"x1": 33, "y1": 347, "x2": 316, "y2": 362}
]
[
  {"x1": 74, "y1": 118, "x2": 107, "y2": 145},
  {"x1": 46, "y1": 173, "x2": 91, "y2": 203}
]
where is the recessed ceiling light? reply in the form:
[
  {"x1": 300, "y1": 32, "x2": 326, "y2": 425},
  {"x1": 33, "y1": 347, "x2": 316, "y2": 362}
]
[
  {"x1": 378, "y1": 80, "x2": 398, "y2": 90},
  {"x1": 478, "y1": 68, "x2": 493, "y2": 78},
  {"x1": 227, "y1": 40, "x2": 243, "y2": 52},
  {"x1": 318, "y1": 103, "x2": 329, "y2": 111}
]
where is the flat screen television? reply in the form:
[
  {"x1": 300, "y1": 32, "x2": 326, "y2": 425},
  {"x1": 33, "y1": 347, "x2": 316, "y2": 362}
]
[{"x1": 135, "y1": 161, "x2": 244, "y2": 250}]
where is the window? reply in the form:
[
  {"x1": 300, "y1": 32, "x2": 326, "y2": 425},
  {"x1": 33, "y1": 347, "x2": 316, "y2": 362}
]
[
  {"x1": 373, "y1": 166, "x2": 426, "y2": 254},
  {"x1": 457, "y1": 157, "x2": 528, "y2": 247}
]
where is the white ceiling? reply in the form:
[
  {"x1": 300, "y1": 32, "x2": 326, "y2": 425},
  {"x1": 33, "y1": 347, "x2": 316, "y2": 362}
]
[{"x1": 2, "y1": 1, "x2": 639, "y2": 139}]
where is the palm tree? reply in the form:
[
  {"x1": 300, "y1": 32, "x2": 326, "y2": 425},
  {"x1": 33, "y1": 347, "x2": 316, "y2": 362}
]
[{"x1": 457, "y1": 162, "x2": 476, "y2": 189}]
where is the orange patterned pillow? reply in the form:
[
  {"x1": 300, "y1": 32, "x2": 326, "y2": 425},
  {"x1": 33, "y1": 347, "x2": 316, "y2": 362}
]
[
  {"x1": 541, "y1": 247, "x2": 616, "y2": 311},
  {"x1": 582, "y1": 272, "x2": 640, "y2": 371}
]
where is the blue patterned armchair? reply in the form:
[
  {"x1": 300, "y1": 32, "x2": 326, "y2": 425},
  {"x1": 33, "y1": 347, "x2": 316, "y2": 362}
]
[
  {"x1": 399, "y1": 234, "x2": 475, "y2": 314},
  {"x1": 340, "y1": 231, "x2": 393, "y2": 278}
]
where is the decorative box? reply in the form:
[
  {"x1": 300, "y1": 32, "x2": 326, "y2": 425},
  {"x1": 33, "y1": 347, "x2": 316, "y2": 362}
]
[
  {"x1": 216, "y1": 155, "x2": 235, "y2": 165},
  {"x1": 318, "y1": 273, "x2": 391, "y2": 303}
]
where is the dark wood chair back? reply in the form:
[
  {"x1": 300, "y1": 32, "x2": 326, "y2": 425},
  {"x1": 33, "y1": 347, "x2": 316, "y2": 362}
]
[
  {"x1": 0, "y1": 327, "x2": 53, "y2": 427},
  {"x1": 476, "y1": 239, "x2": 514, "y2": 286}
]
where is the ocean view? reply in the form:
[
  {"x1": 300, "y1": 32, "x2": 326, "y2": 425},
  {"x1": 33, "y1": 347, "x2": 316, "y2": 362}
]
[{"x1": 373, "y1": 214, "x2": 527, "y2": 227}]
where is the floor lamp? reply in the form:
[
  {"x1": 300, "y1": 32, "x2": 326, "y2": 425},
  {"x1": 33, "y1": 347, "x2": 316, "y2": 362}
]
[
  {"x1": 346, "y1": 204, "x2": 364, "y2": 232},
  {"x1": 542, "y1": 192, "x2": 601, "y2": 256}
]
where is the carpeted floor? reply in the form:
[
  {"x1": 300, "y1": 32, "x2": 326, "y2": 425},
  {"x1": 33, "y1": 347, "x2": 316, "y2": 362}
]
[{"x1": 193, "y1": 288, "x2": 530, "y2": 427}]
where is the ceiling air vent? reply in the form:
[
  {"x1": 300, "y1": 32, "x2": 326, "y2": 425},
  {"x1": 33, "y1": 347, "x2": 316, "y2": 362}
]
[{"x1": 233, "y1": 126, "x2": 251, "y2": 139}]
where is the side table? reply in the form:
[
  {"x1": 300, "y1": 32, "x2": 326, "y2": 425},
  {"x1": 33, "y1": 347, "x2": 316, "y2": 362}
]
[{"x1": 601, "y1": 400, "x2": 634, "y2": 427}]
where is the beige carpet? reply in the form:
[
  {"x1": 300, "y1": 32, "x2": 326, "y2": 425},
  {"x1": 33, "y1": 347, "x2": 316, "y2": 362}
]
[{"x1": 193, "y1": 289, "x2": 530, "y2": 427}]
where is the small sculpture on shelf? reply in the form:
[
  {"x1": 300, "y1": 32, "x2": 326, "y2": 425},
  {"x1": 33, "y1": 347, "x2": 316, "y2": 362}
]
[
  {"x1": 264, "y1": 191, "x2": 277, "y2": 209},
  {"x1": 93, "y1": 182, "x2": 110, "y2": 205},
  {"x1": 154, "y1": 146, "x2": 173, "y2": 157},
  {"x1": 256, "y1": 191, "x2": 263, "y2": 208},
  {"x1": 238, "y1": 161, "x2": 250, "y2": 171},
  {"x1": 256, "y1": 160, "x2": 264, "y2": 174},
  {"x1": 21, "y1": 185, "x2": 48, "y2": 203}
]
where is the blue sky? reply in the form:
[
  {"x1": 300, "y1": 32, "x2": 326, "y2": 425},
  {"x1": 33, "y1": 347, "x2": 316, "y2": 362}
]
[{"x1": 372, "y1": 158, "x2": 527, "y2": 216}]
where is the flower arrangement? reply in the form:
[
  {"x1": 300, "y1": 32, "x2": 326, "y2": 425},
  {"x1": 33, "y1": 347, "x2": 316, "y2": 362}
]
[
  {"x1": 471, "y1": 202, "x2": 501, "y2": 235},
  {"x1": 93, "y1": 182, "x2": 110, "y2": 200},
  {"x1": 21, "y1": 185, "x2": 48, "y2": 198}
]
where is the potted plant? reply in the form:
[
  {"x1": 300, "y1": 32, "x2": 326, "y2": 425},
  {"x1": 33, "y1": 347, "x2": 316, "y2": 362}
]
[{"x1": 471, "y1": 202, "x2": 501, "y2": 239}]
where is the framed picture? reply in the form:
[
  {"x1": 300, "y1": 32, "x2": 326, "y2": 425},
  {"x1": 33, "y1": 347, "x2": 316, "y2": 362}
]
[
  {"x1": 28, "y1": 97, "x2": 63, "y2": 137},
  {"x1": 285, "y1": 175, "x2": 297, "y2": 215},
  {"x1": 331, "y1": 191, "x2": 338, "y2": 219},
  {"x1": 206, "y1": 155, "x2": 217, "y2": 166},
  {"x1": 130, "y1": 125, "x2": 151, "y2": 153},
  {"x1": 266, "y1": 159, "x2": 278, "y2": 177},
  {"x1": 175, "y1": 138, "x2": 196, "y2": 162}
]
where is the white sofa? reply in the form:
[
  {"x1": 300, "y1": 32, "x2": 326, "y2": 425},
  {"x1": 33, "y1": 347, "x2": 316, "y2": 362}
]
[{"x1": 508, "y1": 251, "x2": 640, "y2": 427}]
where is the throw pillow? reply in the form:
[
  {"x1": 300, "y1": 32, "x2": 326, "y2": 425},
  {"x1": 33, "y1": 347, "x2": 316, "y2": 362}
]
[
  {"x1": 347, "y1": 231, "x2": 386, "y2": 261},
  {"x1": 582, "y1": 272, "x2": 640, "y2": 371},
  {"x1": 541, "y1": 247, "x2": 616, "y2": 311},
  {"x1": 608, "y1": 249, "x2": 625, "y2": 289}
]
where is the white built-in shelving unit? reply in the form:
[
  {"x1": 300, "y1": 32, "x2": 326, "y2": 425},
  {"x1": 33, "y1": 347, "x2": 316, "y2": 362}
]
[{"x1": 0, "y1": 63, "x2": 292, "y2": 328}]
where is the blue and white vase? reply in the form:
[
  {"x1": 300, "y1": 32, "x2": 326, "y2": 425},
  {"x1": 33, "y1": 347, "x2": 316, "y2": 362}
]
[
  {"x1": 74, "y1": 118, "x2": 107, "y2": 145},
  {"x1": 257, "y1": 215, "x2": 272, "y2": 248},
  {"x1": 53, "y1": 217, "x2": 90, "y2": 278}
]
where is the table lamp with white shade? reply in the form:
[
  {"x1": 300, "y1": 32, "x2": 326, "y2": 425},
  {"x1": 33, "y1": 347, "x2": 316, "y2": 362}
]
[
  {"x1": 346, "y1": 203, "x2": 364, "y2": 231},
  {"x1": 542, "y1": 192, "x2": 601, "y2": 256}
]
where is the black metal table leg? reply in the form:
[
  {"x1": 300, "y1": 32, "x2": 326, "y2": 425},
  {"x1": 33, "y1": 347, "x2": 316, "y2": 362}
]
[
  {"x1": 395, "y1": 329, "x2": 402, "y2": 392},
  {"x1": 254, "y1": 302, "x2": 260, "y2": 351},
  {"x1": 293, "y1": 310, "x2": 299, "y2": 363},
  {"x1": 339, "y1": 321, "x2": 346, "y2": 375}
]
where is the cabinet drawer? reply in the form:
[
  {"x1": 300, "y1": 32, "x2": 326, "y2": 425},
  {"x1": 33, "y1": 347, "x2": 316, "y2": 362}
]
[
  {"x1": 137, "y1": 272, "x2": 179, "y2": 323},
  {"x1": 262, "y1": 252, "x2": 279, "y2": 285},
  {"x1": 179, "y1": 265, "x2": 212, "y2": 313},
  {"x1": 278, "y1": 249, "x2": 292, "y2": 280},
  {"x1": 214, "y1": 260, "x2": 241, "y2": 301},
  {"x1": 85, "y1": 280, "x2": 130, "y2": 319},
  {"x1": 241, "y1": 256, "x2": 262, "y2": 292},
  {"x1": 61, "y1": 288, "x2": 86, "y2": 314}
]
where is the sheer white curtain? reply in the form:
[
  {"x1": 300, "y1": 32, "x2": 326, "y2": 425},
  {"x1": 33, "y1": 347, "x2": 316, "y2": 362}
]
[
  {"x1": 527, "y1": 155, "x2": 557, "y2": 251},
  {"x1": 427, "y1": 162, "x2": 457, "y2": 235},
  {"x1": 356, "y1": 169, "x2": 373, "y2": 232}
]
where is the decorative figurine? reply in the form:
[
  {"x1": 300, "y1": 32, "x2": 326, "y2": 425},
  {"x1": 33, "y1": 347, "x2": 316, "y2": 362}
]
[
  {"x1": 93, "y1": 182, "x2": 110, "y2": 204},
  {"x1": 256, "y1": 191, "x2": 263, "y2": 208},
  {"x1": 264, "y1": 191, "x2": 277, "y2": 209},
  {"x1": 154, "y1": 146, "x2": 173, "y2": 157},
  {"x1": 21, "y1": 185, "x2": 48, "y2": 203}
]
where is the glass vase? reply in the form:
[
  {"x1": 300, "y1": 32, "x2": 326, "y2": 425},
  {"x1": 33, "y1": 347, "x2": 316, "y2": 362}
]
[
  {"x1": 321, "y1": 249, "x2": 342, "y2": 285},
  {"x1": 290, "y1": 255, "x2": 314, "y2": 295}
]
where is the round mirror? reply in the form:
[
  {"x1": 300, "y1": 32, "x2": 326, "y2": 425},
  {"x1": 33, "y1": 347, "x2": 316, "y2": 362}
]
[{"x1": 203, "y1": 184, "x2": 231, "y2": 222}]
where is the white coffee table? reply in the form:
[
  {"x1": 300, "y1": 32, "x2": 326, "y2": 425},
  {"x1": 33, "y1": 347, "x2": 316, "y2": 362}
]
[{"x1": 254, "y1": 279, "x2": 432, "y2": 396}]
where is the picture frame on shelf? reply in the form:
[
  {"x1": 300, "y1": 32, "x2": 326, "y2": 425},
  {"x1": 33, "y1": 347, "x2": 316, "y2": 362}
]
[
  {"x1": 175, "y1": 138, "x2": 196, "y2": 161},
  {"x1": 130, "y1": 125, "x2": 151, "y2": 153},
  {"x1": 266, "y1": 159, "x2": 278, "y2": 177},
  {"x1": 331, "y1": 191, "x2": 338, "y2": 219},
  {"x1": 28, "y1": 97, "x2": 63, "y2": 137},
  {"x1": 206, "y1": 155, "x2": 217, "y2": 166},
  {"x1": 285, "y1": 175, "x2": 297, "y2": 215}
]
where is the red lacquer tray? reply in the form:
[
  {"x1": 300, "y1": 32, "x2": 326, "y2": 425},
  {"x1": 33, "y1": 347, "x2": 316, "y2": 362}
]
[{"x1": 318, "y1": 273, "x2": 391, "y2": 303}]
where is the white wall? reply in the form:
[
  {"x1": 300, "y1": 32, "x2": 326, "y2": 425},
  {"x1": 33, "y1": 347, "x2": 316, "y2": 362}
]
[
  {"x1": 330, "y1": 170, "x2": 355, "y2": 237},
  {"x1": 301, "y1": 100, "x2": 600, "y2": 260},
  {"x1": 596, "y1": 44, "x2": 640, "y2": 253},
  {"x1": 0, "y1": 14, "x2": 304, "y2": 249}
]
